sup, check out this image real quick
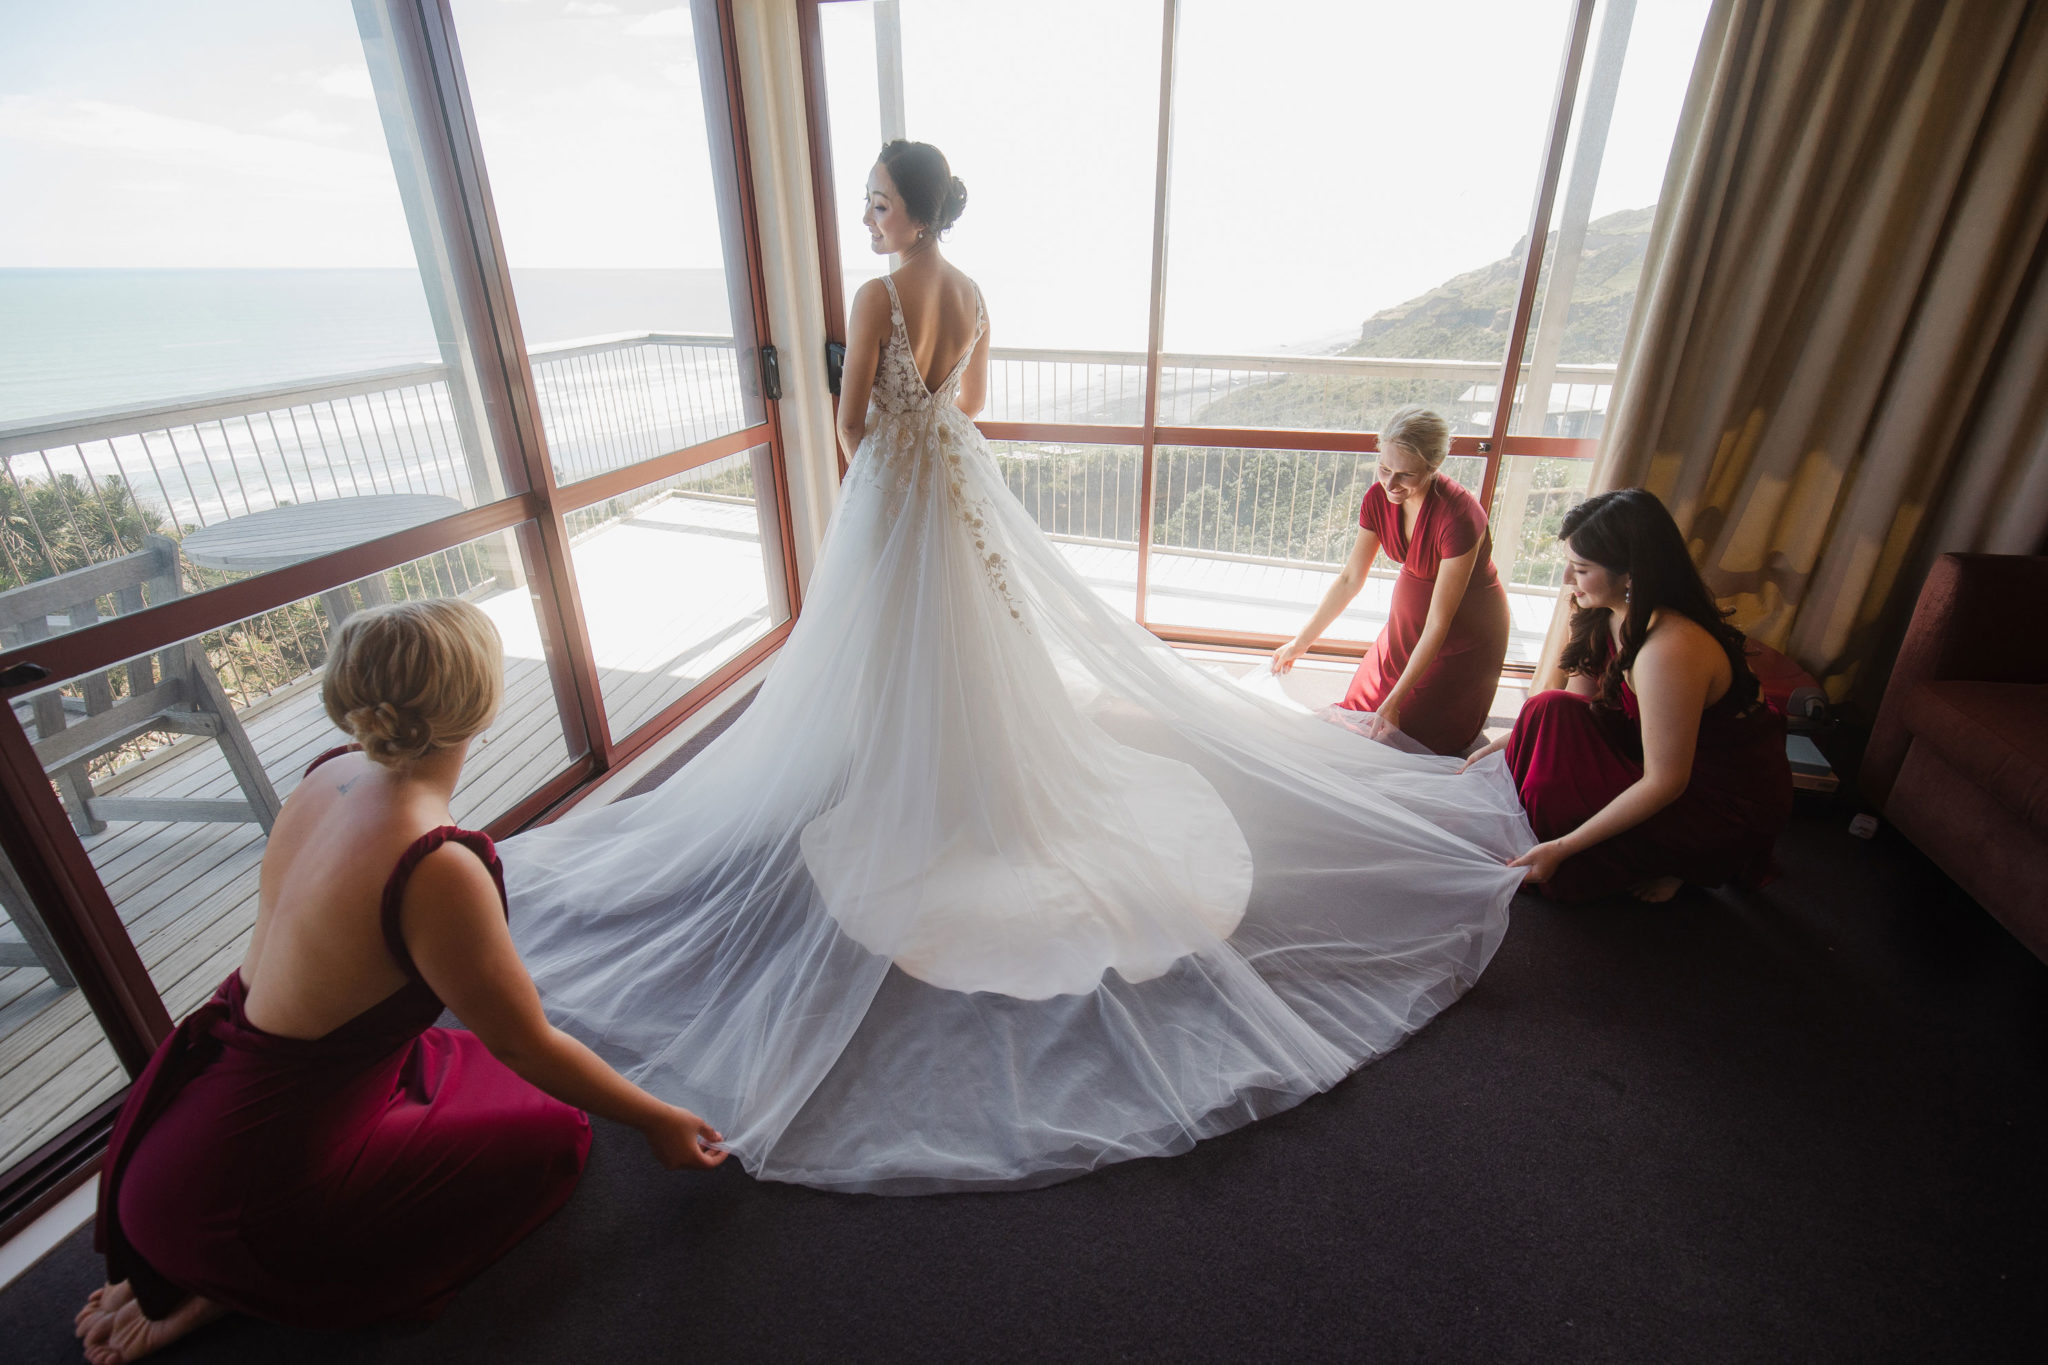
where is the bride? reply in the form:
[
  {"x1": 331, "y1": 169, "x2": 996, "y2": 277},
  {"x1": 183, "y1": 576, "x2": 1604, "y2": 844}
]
[{"x1": 501, "y1": 140, "x2": 1534, "y2": 1194}]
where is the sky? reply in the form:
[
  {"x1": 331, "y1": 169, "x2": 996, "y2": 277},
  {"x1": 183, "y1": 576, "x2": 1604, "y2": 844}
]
[
  {"x1": 824, "y1": 0, "x2": 1711, "y2": 352},
  {"x1": 0, "y1": 0, "x2": 1710, "y2": 354}
]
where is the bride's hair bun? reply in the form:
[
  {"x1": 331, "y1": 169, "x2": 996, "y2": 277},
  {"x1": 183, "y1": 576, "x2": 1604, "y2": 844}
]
[
  {"x1": 321, "y1": 599, "x2": 506, "y2": 767},
  {"x1": 940, "y1": 175, "x2": 968, "y2": 233},
  {"x1": 878, "y1": 139, "x2": 967, "y2": 237}
]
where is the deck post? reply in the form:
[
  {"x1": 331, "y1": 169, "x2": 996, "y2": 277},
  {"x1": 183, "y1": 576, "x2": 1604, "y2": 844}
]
[
  {"x1": 0, "y1": 846, "x2": 77, "y2": 988},
  {"x1": 180, "y1": 639, "x2": 282, "y2": 835}
]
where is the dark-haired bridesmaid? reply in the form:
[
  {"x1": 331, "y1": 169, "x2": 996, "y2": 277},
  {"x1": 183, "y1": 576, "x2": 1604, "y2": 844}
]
[{"x1": 1464, "y1": 489, "x2": 1793, "y2": 902}]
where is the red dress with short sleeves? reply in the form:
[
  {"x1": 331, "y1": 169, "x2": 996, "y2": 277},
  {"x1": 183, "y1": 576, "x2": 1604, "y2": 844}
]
[
  {"x1": 1504, "y1": 634, "x2": 1794, "y2": 903},
  {"x1": 95, "y1": 746, "x2": 591, "y2": 1327},
  {"x1": 1343, "y1": 476, "x2": 1513, "y2": 754}
]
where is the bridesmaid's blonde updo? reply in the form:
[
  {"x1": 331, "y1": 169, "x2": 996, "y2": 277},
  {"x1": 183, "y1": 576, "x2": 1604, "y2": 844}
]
[
  {"x1": 1380, "y1": 405, "x2": 1452, "y2": 470},
  {"x1": 321, "y1": 599, "x2": 504, "y2": 766}
]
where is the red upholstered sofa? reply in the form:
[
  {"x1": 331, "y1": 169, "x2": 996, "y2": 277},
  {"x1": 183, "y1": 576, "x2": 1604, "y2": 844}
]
[{"x1": 1863, "y1": 554, "x2": 2048, "y2": 961}]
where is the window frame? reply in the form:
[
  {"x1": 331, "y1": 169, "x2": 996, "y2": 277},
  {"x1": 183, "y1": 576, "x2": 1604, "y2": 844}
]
[
  {"x1": 0, "y1": 0, "x2": 799, "y2": 1230},
  {"x1": 798, "y1": 0, "x2": 1605, "y2": 662}
]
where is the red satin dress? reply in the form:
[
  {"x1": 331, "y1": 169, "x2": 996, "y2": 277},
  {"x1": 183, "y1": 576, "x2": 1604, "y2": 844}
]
[
  {"x1": 1505, "y1": 634, "x2": 1794, "y2": 903},
  {"x1": 96, "y1": 747, "x2": 591, "y2": 1327},
  {"x1": 1342, "y1": 476, "x2": 1513, "y2": 755}
]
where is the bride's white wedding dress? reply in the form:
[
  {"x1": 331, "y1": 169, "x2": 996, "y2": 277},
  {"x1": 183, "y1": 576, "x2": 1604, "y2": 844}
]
[{"x1": 502, "y1": 275, "x2": 1533, "y2": 1193}]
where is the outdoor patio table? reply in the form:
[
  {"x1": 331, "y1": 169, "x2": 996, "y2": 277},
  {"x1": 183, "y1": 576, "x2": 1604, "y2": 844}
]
[{"x1": 176, "y1": 494, "x2": 463, "y2": 626}]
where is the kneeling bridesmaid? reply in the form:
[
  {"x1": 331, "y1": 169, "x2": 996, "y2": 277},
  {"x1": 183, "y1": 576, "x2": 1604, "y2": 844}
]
[
  {"x1": 1467, "y1": 490, "x2": 1792, "y2": 903},
  {"x1": 77, "y1": 600, "x2": 726, "y2": 1365},
  {"x1": 1273, "y1": 406, "x2": 1512, "y2": 755}
]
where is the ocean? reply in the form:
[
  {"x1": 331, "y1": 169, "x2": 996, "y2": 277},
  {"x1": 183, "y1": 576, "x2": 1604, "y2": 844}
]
[{"x1": 0, "y1": 267, "x2": 737, "y2": 427}]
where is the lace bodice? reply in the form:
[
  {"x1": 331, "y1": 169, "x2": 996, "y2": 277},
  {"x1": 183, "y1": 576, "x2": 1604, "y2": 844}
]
[{"x1": 868, "y1": 275, "x2": 986, "y2": 416}]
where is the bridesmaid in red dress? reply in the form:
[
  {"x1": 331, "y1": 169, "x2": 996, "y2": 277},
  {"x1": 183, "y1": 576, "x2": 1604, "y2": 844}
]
[
  {"x1": 1273, "y1": 406, "x2": 1511, "y2": 755},
  {"x1": 75, "y1": 600, "x2": 727, "y2": 1365},
  {"x1": 1464, "y1": 490, "x2": 1793, "y2": 903}
]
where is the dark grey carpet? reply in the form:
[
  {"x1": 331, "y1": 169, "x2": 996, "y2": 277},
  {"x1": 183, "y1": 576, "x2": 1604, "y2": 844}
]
[
  {"x1": 621, "y1": 686, "x2": 757, "y2": 801},
  {"x1": 7, "y1": 804, "x2": 2045, "y2": 1363}
]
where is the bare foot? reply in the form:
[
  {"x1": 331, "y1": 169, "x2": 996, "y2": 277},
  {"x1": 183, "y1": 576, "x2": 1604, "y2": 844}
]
[
  {"x1": 75, "y1": 1280, "x2": 132, "y2": 1339},
  {"x1": 79, "y1": 1285, "x2": 225, "y2": 1365},
  {"x1": 1630, "y1": 875, "x2": 1684, "y2": 904}
]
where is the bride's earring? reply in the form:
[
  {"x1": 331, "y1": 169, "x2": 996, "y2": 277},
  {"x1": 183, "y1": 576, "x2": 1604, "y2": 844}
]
[{"x1": 1624, "y1": 584, "x2": 1632, "y2": 605}]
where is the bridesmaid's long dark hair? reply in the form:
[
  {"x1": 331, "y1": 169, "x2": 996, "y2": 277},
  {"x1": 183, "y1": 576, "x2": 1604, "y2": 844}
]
[{"x1": 1556, "y1": 489, "x2": 1760, "y2": 715}]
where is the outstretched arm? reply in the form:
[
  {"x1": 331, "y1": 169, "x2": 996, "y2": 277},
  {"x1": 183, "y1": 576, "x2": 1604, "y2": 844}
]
[
  {"x1": 1508, "y1": 625, "x2": 1714, "y2": 883},
  {"x1": 403, "y1": 846, "x2": 727, "y2": 1169},
  {"x1": 836, "y1": 279, "x2": 891, "y2": 463},
  {"x1": 1273, "y1": 526, "x2": 1381, "y2": 672}
]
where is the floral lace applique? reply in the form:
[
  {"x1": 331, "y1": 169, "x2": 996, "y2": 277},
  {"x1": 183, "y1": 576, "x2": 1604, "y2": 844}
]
[
  {"x1": 867, "y1": 277, "x2": 1023, "y2": 626},
  {"x1": 867, "y1": 280, "x2": 935, "y2": 416}
]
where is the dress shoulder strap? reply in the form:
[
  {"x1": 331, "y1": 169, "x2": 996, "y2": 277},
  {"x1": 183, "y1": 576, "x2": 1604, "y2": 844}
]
[
  {"x1": 304, "y1": 743, "x2": 362, "y2": 778},
  {"x1": 881, "y1": 273, "x2": 905, "y2": 324},
  {"x1": 379, "y1": 826, "x2": 507, "y2": 983}
]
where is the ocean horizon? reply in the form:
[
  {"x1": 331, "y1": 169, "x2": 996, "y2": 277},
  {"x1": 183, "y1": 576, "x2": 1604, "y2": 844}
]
[{"x1": 0, "y1": 266, "x2": 738, "y2": 427}]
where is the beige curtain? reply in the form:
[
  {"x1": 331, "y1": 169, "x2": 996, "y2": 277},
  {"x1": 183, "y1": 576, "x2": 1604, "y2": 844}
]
[{"x1": 1547, "y1": 0, "x2": 2048, "y2": 712}]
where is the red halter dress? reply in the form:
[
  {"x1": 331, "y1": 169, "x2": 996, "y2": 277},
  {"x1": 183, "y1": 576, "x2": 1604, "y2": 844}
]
[{"x1": 96, "y1": 746, "x2": 590, "y2": 1326}]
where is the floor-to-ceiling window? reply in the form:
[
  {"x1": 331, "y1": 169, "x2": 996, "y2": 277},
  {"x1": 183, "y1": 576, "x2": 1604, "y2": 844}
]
[
  {"x1": 0, "y1": 0, "x2": 795, "y2": 1223},
  {"x1": 802, "y1": 0, "x2": 1709, "y2": 662}
]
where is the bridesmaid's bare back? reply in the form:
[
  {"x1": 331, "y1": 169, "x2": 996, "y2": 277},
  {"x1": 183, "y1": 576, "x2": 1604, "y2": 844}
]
[{"x1": 239, "y1": 752, "x2": 468, "y2": 1040}]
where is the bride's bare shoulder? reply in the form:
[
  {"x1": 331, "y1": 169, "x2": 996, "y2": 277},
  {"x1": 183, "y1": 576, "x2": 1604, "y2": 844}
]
[
  {"x1": 943, "y1": 265, "x2": 985, "y2": 315},
  {"x1": 848, "y1": 276, "x2": 893, "y2": 331}
]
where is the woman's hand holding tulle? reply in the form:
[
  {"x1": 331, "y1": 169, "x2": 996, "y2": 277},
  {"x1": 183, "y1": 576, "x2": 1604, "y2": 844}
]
[
  {"x1": 1360, "y1": 702, "x2": 1403, "y2": 742},
  {"x1": 645, "y1": 1105, "x2": 728, "y2": 1170},
  {"x1": 1506, "y1": 839, "x2": 1569, "y2": 885},
  {"x1": 1269, "y1": 637, "x2": 1311, "y2": 674},
  {"x1": 1457, "y1": 733, "x2": 1511, "y2": 774}
]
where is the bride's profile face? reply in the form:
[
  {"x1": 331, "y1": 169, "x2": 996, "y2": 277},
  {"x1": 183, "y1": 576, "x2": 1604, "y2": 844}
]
[{"x1": 862, "y1": 163, "x2": 922, "y2": 256}]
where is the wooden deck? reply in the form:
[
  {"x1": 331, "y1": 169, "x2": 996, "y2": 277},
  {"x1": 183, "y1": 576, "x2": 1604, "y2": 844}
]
[{"x1": 0, "y1": 496, "x2": 1557, "y2": 1175}]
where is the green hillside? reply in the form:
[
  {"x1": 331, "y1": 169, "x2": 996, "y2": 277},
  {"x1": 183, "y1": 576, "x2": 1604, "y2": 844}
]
[
  {"x1": 1346, "y1": 204, "x2": 1653, "y2": 364},
  {"x1": 1190, "y1": 204, "x2": 1654, "y2": 431},
  {"x1": 1079, "y1": 207, "x2": 1657, "y2": 581}
]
